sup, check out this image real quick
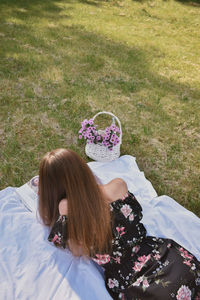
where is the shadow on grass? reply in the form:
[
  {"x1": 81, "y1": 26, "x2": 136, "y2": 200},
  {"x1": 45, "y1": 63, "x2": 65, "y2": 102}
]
[
  {"x1": 175, "y1": 0, "x2": 200, "y2": 6},
  {"x1": 1, "y1": 0, "x2": 200, "y2": 137},
  {"x1": 1, "y1": 21, "x2": 199, "y2": 103},
  {"x1": 77, "y1": 0, "x2": 103, "y2": 6},
  {"x1": 1, "y1": 0, "x2": 199, "y2": 128},
  {"x1": 133, "y1": 0, "x2": 200, "y2": 4},
  {"x1": 0, "y1": 0, "x2": 199, "y2": 215},
  {"x1": 0, "y1": 0, "x2": 73, "y2": 22}
]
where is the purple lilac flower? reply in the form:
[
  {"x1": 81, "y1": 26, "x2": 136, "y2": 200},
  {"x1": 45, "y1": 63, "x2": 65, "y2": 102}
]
[
  {"x1": 111, "y1": 135, "x2": 117, "y2": 142},
  {"x1": 79, "y1": 119, "x2": 120, "y2": 150},
  {"x1": 82, "y1": 133, "x2": 87, "y2": 140},
  {"x1": 96, "y1": 135, "x2": 101, "y2": 141},
  {"x1": 87, "y1": 140, "x2": 92, "y2": 144},
  {"x1": 87, "y1": 132, "x2": 93, "y2": 139},
  {"x1": 115, "y1": 136, "x2": 120, "y2": 143},
  {"x1": 103, "y1": 136, "x2": 107, "y2": 141},
  {"x1": 88, "y1": 119, "x2": 94, "y2": 125},
  {"x1": 86, "y1": 129, "x2": 91, "y2": 136},
  {"x1": 81, "y1": 119, "x2": 88, "y2": 126},
  {"x1": 110, "y1": 124, "x2": 121, "y2": 134},
  {"x1": 111, "y1": 133, "x2": 116, "y2": 140},
  {"x1": 81, "y1": 125, "x2": 86, "y2": 131},
  {"x1": 110, "y1": 124, "x2": 116, "y2": 131}
]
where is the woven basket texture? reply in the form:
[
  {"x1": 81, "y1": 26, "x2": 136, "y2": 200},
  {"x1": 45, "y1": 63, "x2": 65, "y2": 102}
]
[{"x1": 85, "y1": 111, "x2": 122, "y2": 162}]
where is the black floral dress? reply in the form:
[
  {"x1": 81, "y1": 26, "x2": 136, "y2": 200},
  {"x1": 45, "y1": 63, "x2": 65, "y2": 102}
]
[{"x1": 48, "y1": 192, "x2": 200, "y2": 300}]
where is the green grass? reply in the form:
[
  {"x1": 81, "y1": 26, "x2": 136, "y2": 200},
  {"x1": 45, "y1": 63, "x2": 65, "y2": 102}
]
[{"x1": 0, "y1": 0, "x2": 199, "y2": 216}]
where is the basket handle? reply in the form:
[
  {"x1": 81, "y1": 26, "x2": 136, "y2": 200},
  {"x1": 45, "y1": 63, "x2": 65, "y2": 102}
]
[{"x1": 92, "y1": 111, "x2": 122, "y2": 144}]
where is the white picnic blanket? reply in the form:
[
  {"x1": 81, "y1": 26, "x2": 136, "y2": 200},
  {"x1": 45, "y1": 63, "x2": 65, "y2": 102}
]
[{"x1": 0, "y1": 155, "x2": 199, "y2": 300}]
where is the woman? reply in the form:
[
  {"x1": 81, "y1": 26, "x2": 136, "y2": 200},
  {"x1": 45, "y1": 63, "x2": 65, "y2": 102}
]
[{"x1": 39, "y1": 148, "x2": 200, "y2": 300}]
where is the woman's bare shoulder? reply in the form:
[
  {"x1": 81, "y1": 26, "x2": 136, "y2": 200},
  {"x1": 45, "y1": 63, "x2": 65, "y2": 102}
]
[
  {"x1": 111, "y1": 178, "x2": 128, "y2": 192},
  {"x1": 101, "y1": 178, "x2": 128, "y2": 203}
]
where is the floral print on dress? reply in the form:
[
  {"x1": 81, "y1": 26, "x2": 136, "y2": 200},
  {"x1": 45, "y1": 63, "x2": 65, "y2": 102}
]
[
  {"x1": 108, "y1": 278, "x2": 119, "y2": 289},
  {"x1": 132, "y1": 245, "x2": 140, "y2": 254},
  {"x1": 129, "y1": 214, "x2": 134, "y2": 222},
  {"x1": 93, "y1": 254, "x2": 111, "y2": 265},
  {"x1": 120, "y1": 204, "x2": 132, "y2": 218},
  {"x1": 133, "y1": 254, "x2": 151, "y2": 272},
  {"x1": 176, "y1": 285, "x2": 192, "y2": 300},
  {"x1": 95, "y1": 192, "x2": 200, "y2": 299},
  {"x1": 48, "y1": 215, "x2": 67, "y2": 249},
  {"x1": 116, "y1": 226, "x2": 126, "y2": 236},
  {"x1": 132, "y1": 275, "x2": 149, "y2": 290},
  {"x1": 48, "y1": 191, "x2": 200, "y2": 300}
]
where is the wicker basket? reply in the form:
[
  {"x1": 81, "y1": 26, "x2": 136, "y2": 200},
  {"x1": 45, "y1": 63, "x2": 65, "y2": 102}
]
[{"x1": 85, "y1": 111, "x2": 122, "y2": 162}]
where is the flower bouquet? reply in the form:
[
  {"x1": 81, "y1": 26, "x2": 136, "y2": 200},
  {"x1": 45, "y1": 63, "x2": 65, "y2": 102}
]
[{"x1": 78, "y1": 111, "x2": 122, "y2": 162}]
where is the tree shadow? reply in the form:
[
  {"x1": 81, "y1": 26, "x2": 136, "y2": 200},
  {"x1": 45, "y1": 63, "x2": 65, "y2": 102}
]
[
  {"x1": 175, "y1": 0, "x2": 200, "y2": 7},
  {"x1": 77, "y1": 0, "x2": 103, "y2": 7},
  {"x1": 0, "y1": 0, "x2": 73, "y2": 22},
  {"x1": 1, "y1": 20, "x2": 199, "y2": 101},
  {"x1": 0, "y1": 0, "x2": 199, "y2": 215},
  {"x1": 1, "y1": 0, "x2": 199, "y2": 131}
]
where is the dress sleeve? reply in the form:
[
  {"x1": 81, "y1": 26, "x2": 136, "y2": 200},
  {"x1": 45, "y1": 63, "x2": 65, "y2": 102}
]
[
  {"x1": 110, "y1": 191, "x2": 143, "y2": 221},
  {"x1": 48, "y1": 215, "x2": 68, "y2": 249},
  {"x1": 110, "y1": 191, "x2": 146, "y2": 250}
]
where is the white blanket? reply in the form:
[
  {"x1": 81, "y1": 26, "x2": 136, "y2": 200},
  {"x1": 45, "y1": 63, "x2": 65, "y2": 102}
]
[{"x1": 0, "y1": 155, "x2": 199, "y2": 300}]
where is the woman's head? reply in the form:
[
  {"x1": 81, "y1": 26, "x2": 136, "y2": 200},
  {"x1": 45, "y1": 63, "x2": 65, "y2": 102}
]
[{"x1": 39, "y1": 148, "x2": 112, "y2": 256}]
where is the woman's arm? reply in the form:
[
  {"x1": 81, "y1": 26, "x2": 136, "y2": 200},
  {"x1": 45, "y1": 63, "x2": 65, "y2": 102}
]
[{"x1": 59, "y1": 198, "x2": 68, "y2": 215}]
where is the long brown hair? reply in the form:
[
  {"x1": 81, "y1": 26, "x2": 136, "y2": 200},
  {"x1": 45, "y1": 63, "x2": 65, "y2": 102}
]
[{"x1": 39, "y1": 148, "x2": 112, "y2": 256}]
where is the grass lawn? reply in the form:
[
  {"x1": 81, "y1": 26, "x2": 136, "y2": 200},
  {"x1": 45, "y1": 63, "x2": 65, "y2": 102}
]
[{"x1": 0, "y1": 0, "x2": 199, "y2": 216}]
